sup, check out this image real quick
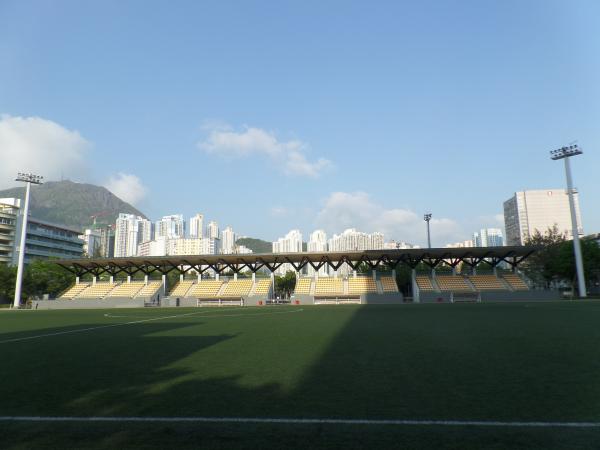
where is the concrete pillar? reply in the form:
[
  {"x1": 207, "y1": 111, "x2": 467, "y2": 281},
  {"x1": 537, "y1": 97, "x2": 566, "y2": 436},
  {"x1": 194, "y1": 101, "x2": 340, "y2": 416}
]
[
  {"x1": 412, "y1": 268, "x2": 420, "y2": 303},
  {"x1": 234, "y1": 272, "x2": 238, "y2": 281},
  {"x1": 451, "y1": 266, "x2": 457, "y2": 275},
  {"x1": 271, "y1": 272, "x2": 275, "y2": 297},
  {"x1": 252, "y1": 272, "x2": 256, "y2": 283},
  {"x1": 372, "y1": 270, "x2": 377, "y2": 280},
  {"x1": 431, "y1": 268, "x2": 436, "y2": 278},
  {"x1": 392, "y1": 269, "x2": 397, "y2": 280},
  {"x1": 93, "y1": 276, "x2": 97, "y2": 285},
  {"x1": 472, "y1": 266, "x2": 477, "y2": 275},
  {"x1": 179, "y1": 273, "x2": 184, "y2": 282},
  {"x1": 197, "y1": 272, "x2": 202, "y2": 282},
  {"x1": 75, "y1": 276, "x2": 80, "y2": 285},
  {"x1": 216, "y1": 273, "x2": 220, "y2": 281},
  {"x1": 109, "y1": 275, "x2": 114, "y2": 284},
  {"x1": 353, "y1": 270, "x2": 357, "y2": 278},
  {"x1": 162, "y1": 274, "x2": 167, "y2": 295},
  {"x1": 334, "y1": 269, "x2": 338, "y2": 278},
  {"x1": 144, "y1": 274, "x2": 149, "y2": 284},
  {"x1": 127, "y1": 275, "x2": 131, "y2": 283},
  {"x1": 493, "y1": 266, "x2": 498, "y2": 276}
]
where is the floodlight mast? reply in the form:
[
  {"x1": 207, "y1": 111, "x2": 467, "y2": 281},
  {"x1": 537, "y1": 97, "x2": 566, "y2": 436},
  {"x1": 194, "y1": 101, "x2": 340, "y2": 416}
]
[
  {"x1": 13, "y1": 173, "x2": 43, "y2": 308},
  {"x1": 550, "y1": 145, "x2": 586, "y2": 298},
  {"x1": 424, "y1": 213, "x2": 432, "y2": 248}
]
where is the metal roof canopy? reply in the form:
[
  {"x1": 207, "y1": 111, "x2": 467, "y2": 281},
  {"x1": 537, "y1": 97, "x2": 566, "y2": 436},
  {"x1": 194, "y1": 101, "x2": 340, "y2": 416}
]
[{"x1": 54, "y1": 246, "x2": 538, "y2": 278}]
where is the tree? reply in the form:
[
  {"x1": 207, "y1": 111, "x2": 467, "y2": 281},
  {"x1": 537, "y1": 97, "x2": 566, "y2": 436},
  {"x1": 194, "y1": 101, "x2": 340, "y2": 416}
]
[
  {"x1": 0, "y1": 264, "x2": 16, "y2": 303},
  {"x1": 22, "y1": 259, "x2": 73, "y2": 299},
  {"x1": 522, "y1": 225, "x2": 567, "y2": 288},
  {"x1": 275, "y1": 271, "x2": 296, "y2": 298}
]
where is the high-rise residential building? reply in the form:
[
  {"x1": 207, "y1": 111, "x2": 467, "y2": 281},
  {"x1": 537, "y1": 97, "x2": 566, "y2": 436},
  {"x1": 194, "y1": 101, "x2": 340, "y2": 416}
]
[
  {"x1": 327, "y1": 228, "x2": 384, "y2": 275},
  {"x1": 137, "y1": 237, "x2": 221, "y2": 257},
  {"x1": 207, "y1": 221, "x2": 219, "y2": 240},
  {"x1": 473, "y1": 228, "x2": 504, "y2": 247},
  {"x1": 114, "y1": 213, "x2": 152, "y2": 257},
  {"x1": 189, "y1": 213, "x2": 204, "y2": 238},
  {"x1": 327, "y1": 228, "x2": 385, "y2": 252},
  {"x1": 503, "y1": 189, "x2": 583, "y2": 245},
  {"x1": 307, "y1": 230, "x2": 328, "y2": 276},
  {"x1": 155, "y1": 214, "x2": 185, "y2": 240},
  {"x1": 273, "y1": 229, "x2": 303, "y2": 275},
  {"x1": 220, "y1": 226, "x2": 236, "y2": 254},
  {"x1": 99, "y1": 225, "x2": 115, "y2": 258}
]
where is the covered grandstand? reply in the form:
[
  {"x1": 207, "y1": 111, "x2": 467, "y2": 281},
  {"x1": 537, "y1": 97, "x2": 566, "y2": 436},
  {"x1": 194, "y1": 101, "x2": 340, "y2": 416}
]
[{"x1": 33, "y1": 245, "x2": 558, "y2": 309}]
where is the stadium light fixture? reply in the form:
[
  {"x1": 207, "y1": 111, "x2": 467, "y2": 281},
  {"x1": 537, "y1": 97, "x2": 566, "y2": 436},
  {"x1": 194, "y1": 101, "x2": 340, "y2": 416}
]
[
  {"x1": 13, "y1": 172, "x2": 43, "y2": 308},
  {"x1": 424, "y1": 213, "x2": 432, "y2": 248},
  {"x1": 549, "y1": 144, "x2": 586, "y2": 298}
]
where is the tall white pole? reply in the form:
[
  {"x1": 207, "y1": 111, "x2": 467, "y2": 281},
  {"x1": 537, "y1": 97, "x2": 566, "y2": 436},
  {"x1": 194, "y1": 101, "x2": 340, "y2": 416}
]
[
  {"x1": 564, "y1": 157, "x2": 587, "y2": 298},
  {"x1": 13, "y1": 181, "x2": 31, "y2": 308}
]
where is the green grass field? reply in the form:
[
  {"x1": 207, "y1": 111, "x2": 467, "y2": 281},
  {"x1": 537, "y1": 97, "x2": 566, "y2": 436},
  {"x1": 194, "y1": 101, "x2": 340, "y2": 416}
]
[{"x1": 1, "y1": 302, "x2": 600, "y2": 449}]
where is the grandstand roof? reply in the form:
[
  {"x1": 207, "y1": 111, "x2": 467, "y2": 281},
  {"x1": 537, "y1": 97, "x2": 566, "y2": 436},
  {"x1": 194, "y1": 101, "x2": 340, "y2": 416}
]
[{"x1": 55, "y1": 246, "x2": 538, "y2": 277}]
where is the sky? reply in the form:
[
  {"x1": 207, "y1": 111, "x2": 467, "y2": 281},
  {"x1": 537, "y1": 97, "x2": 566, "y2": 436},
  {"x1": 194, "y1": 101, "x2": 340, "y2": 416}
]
[{"x1": 1, "y1": 0, "x2": 598, "y2": 246}]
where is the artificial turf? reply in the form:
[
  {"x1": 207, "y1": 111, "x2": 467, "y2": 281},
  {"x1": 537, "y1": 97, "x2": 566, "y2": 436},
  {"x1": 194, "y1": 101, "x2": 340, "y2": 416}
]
[{"x1": 1, "y1": 302, "x2": 600, "y2": 449}]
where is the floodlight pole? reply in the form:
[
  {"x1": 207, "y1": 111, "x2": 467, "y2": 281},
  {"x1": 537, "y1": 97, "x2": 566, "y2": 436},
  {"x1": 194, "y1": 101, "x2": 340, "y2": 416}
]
[
  {"x1": 13, "y1": 173, "x2": 43, "y2": 308},
  {"x1": 550, "y1": 146, "x2": 586, "y2": 298},
  {"x1": 424, "y1": 213, "x2": 432, "y2": 248}
]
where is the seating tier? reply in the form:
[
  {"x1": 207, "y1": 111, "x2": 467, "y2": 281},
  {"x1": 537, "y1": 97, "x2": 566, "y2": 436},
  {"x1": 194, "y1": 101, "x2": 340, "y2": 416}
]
[
  {"x1": 222, "y1": 279, "x2": 253, "y2": 297},
  {"x1": 106, "y1": 282, "x2": 145, "y2": 298},
  {"x1": 188, "y1": 280, "x2": 223, "y2": 298},
  {"x1": 78, "y1": 283, "x2": 117, "y2": 298},
  {"x1": 468, "y1": 275, "x2": 507, "y2": 291},
  {"x1": 380, "y1": 276, "x2": 399, "y2": 292},
  {"x1": 502, "y1": 273, "x2": 529, "y2": 290},
  {"x1": 415, "y1": 276, "x2": 435, "y2": 291},
  {"x1": 253, "y1": 279, "x2": 272, "y2": 295},
  {"x1": 315, "y1": 277, "x2": 343, "y2": 295},
  {"x1": 170, "y1": 280, "x2": 194, "y2": 297},
  {"x1": 59, "y1": 283, "x2": 90, "y2": 299},
  {"x1": 137, "y1": 281, "x2": 162, "y2": 297},
  {"x1": 295, "y1": 278, "x2": 312, "y2": 295},
  {"x1": 435, "y1": 276, "x2": 473, "y2": 292},
  {"x1": 348, "y1": 277, "x2": 378, "y2": 294}
]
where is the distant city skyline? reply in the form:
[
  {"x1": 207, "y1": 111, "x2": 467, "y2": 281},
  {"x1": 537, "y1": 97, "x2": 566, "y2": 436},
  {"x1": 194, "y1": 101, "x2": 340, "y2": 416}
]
[{"x1": 1, "y1": 2, "x2": 598, "y2": 246}]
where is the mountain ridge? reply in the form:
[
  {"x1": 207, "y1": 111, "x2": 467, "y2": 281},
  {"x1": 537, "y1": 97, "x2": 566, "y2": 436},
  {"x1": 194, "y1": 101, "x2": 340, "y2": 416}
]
[{"x1": 0, "y1": 180, "x2": 147, "y2": 231}]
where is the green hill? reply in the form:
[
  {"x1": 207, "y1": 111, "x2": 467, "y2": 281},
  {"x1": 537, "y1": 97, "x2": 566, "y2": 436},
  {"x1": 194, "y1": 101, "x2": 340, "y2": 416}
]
[
  {"x1": 0, "y1": 180, "x2": 146, "y2": 231},
  {"x1": 236, "y1": 237, "x2": 272, "y2": 253}
]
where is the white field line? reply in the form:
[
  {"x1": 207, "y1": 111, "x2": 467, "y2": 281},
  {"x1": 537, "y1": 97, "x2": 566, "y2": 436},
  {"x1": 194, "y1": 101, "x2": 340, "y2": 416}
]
[
  {"x1": 0, "y1": 415, "x2": 599, "y2": 428},
  {"x1": 0, "y1": 308, "x2": 303, "y2": 345}
]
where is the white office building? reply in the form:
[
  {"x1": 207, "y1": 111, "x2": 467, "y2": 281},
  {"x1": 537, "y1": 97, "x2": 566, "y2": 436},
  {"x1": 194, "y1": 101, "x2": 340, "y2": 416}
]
[
  {"x1": 114, "y1": 213, "x2": 152, "y2": 257},
  {"x1": 221, "y1": 226, "x2": 236, "y2": 254},
  {"x1": 155, "y1": 214, "x2": 185, "y2": 240},
  {"x1": 189, "y1": 213, "x2": 204, "y2": 238},
  {"x1": 473, "y1": 228, "x2": 504, "y2": 247},
  {"x1": 273, "y1": 229, "x2": 303, "y2": 275},
  {"x1": 504, "y1": 189, "x2": 583, "y2": 245}
]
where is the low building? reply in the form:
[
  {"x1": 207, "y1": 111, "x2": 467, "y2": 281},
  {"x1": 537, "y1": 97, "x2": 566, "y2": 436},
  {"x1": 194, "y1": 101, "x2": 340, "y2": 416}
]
[{"x1": 0, "y1": 197, "x2": 84, "y2": 264}]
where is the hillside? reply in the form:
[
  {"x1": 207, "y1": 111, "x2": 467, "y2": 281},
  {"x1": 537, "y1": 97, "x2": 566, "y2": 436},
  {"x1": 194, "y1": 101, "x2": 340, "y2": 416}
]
[
  {"x1": 0, "y1": 180, "x2": 146, "y2": 231},
  {"x1": 236, "y1": 237, "x2": 272, "y2": 254}
]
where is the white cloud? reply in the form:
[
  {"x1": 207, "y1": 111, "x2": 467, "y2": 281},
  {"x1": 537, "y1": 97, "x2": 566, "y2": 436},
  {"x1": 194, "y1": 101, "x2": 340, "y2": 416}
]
[
  {"x1": 0, "y1": 115, "x2": 90, "y2": 188},
  {"x1": 104, "y1": 173, "x2": 147, "y2": 206},
  {"x1": 198, "y1": 124, "x2": 332, "y2": 177},
  {"x1": 315, "y1": 191, "x2": 464, "y2": 246}
]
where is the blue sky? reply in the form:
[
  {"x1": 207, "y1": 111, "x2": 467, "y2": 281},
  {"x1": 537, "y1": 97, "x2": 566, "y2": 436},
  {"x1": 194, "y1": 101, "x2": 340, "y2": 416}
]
[{"x1": 1, "y1": 0, "x2": 598, "y2": 246}]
